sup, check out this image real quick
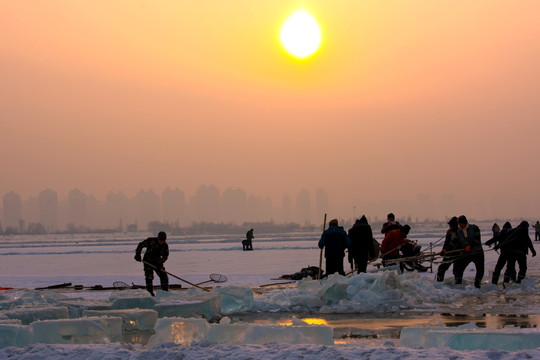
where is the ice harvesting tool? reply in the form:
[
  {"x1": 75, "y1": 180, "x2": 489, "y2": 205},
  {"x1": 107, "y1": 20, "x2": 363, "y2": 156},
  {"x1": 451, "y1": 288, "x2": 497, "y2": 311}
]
[
  {"x1": 195, "y1": 273, "x2": 227, "y2": 286},
  {"x1": 143, "y1": 261, "x2": 210, "y2": 292}
]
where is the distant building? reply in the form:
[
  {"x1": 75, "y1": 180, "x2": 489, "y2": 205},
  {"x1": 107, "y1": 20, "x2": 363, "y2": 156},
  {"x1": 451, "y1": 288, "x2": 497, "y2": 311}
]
[
  {"x1": 281, "y1": 194, "x2": 292, "y2": 223},
  {"x1": 38, "y1": 189, "x2": 58, "y2": 232},
  {"x1": 192, "y1": 185, "x2": 220, "y2": 223},
  {"x1": 2, "y1": 191, "x2": 22, "y2": 230},
  {"x1": 68, "y1": 189, "x2": 87, "y2": 228},
  {"x1": 106, "y1": 191, "x2": 130, "y2": 231},
  {"x1": 315, "y1": 188, "x2": 329, "y2": 220},
  {"x1": 135, "y1": 189, "x2": 161, "y2": 230},
  {"x1": 221, "y1": 187, "x2": 247, "y2": 224},
  {"x1": 127, "y1": 223, "x2": 138, "y2": 232},
  {"x1": 296, "y1": 189, "x2": 311, "y2": 225},
  {"x1": 162, "y1": 187, "x2": 186, "y2": 226}
]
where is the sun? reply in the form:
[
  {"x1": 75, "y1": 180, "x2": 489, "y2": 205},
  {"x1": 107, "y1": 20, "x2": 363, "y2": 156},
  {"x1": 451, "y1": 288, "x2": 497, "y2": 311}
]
[{"x1": 279, "y1": 9, "x2": 322, "y2": 59}]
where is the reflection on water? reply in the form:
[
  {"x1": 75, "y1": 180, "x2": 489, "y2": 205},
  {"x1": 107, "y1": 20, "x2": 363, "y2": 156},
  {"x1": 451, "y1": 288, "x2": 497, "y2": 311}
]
[
  {"x1": 123, "y1": 331, "x2": 153, "y2": 345},
  {"x1": 228, "y1": 312, "x2": 540, "y2": 341},
  {"x1": 276, "y1": 317, "x2": 329, "y2": 326},
  {"x1": 442, "y1": 313, "x2": 539, "y2": 330},
  {"x1": 124, "y1": 313, "x2": 540, "y2": 346}
]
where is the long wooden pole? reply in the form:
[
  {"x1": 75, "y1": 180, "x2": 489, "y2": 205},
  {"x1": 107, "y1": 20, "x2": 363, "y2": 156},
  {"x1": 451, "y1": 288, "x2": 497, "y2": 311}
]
[
  {"x1": 318, "y1": 213, "x2": 327, "y2": 279},
  {"x1": 143, "y1": 261, "x2": 210, "y2": 292}
]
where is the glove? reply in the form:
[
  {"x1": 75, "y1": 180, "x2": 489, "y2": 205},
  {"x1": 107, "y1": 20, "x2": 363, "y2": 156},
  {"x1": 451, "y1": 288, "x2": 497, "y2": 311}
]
[
  {"x1": 134, "y1": 253, "x2": 141, "y2": 262},
  {"x1": 464, "y1": 245, "x2": 471, "y2": 252},
  {"x1": 532, "y1": 250, "x2": 537, "y2": 257}
]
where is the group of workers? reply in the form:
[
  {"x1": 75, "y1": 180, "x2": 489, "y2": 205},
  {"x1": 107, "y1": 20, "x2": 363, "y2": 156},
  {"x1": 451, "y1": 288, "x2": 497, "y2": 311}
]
[
  {"x1": 437, "y1": 217, "x2": 536, "y2": 287},
  {"x1": 318, "y1": 213, "x2": 538, "y2": 289},
  {"x1": 130, "y1": 214, "x2": 538, "y2": 296}
]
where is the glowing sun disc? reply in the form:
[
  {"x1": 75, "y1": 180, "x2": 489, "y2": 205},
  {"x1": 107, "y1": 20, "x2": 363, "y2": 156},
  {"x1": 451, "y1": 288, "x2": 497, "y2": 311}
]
[{"x1": 280, "y1": 10, "x2": 322, "y2": 59}]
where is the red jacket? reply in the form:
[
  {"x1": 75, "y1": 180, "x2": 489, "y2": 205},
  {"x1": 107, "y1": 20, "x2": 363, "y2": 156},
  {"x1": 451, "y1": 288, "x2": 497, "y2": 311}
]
[{"x1": 380, "y1": 229, "x2": 405, "y2": 257}]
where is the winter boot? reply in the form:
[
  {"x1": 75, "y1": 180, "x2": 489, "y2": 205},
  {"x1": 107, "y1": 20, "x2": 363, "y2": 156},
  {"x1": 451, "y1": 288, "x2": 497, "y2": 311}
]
[
  {"x1": 161, "y1": 280, "x2": 169, "y2": 292},
  {"x1": 474, "y1": 280, "x2": 481, "y2": 289},
  {"x1": 146, "y1": 279, "x2": 155, "y2": 296}
]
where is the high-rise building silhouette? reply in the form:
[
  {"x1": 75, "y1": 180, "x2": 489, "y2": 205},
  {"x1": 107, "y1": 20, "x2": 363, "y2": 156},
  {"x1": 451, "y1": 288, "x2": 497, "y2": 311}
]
[
  {"x1": 162, "y1": 187, "x2": 186, "y2": 226},
  {"x1": 221, "y1": 187, "x2": 247, "y2": 224},
  {"x1": 67, "y1": 189, "x2": 87, "y2": 228},
  {"x1": 2, "y1": 191, "x2": 22, "y2": 230},
  {"x1": 247, "y1": 194, "x2": 262, "y2": 222},
  {"x1": 295, "y1": 189, "x2": 311, "y2": 225},
  {"x1": 315, "y1": 188, "x2": 329, "y2": 220},
  {"x1": 38, "y1": 189, "x2": 58, "y2": 232},
  {"x1": 281, "y1": 194, "x2": 291, "y2": 223},
  {"x1": 192, "y1": 185, "x2": 220, "y2": 223},
  {"x1": 261, "y1": 196, "x2": 272, "y2": 221},
  {"x1": 105, "y1": 191, "x2": 130, "y2": 231},
  {"x1": 135, "y1": 189, "x2": 161, "y2": 230}
]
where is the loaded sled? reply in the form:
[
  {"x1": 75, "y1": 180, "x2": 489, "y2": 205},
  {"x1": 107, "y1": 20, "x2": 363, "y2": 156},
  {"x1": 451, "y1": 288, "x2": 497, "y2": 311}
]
[{"x1": 398, "y1": 241, "x2": 431, "y2": 272}]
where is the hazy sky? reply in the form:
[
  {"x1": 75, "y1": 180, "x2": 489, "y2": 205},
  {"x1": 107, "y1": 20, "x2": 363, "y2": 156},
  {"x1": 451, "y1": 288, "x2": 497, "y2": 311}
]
[{"x1": 1, "y1": 1, "x2": 539, "y2": 217}]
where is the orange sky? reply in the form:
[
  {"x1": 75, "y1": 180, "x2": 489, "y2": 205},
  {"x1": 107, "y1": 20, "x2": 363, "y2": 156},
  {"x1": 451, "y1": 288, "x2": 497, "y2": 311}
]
[{"x1": 1, "y1": 1, "x2": 540, "y2": 220}]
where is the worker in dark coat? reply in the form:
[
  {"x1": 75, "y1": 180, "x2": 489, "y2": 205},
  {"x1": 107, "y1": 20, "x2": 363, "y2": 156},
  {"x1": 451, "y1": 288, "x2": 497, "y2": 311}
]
[
  {"x1": 243, "y1": 229, "x2": 254, "y2": 251},
  {"x1": 348, "y1": 215, "x2": 374, "y2": 274},
  {"x1": 504, "y1": 221, "x2": 536, "y2": 283},
  {"x1": 436, "y1": 217, "x2": 460, "y2": 282},
  {"x1": 319, "y1": 219, "x2": 351, "y2": 276},
  {"x1": 487, "y1": 221, "x2": 513, "y2": 285},
  {"x1": 452, "y1": 215, "x2": 484, "y2": 288},
  {"x1": 134, "y1": 231, "x2": 169, "y2": 296}
]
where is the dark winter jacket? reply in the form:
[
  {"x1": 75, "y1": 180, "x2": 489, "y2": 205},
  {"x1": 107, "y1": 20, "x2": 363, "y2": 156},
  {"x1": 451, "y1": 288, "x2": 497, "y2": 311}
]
[
  {"x1": 136, "y1": 237, "x2": 169, "y2": 266},
  {"x1": 506, "y1": 224, "x2": 536, "y2": 256},
  {"x1": 442, "y1": 228, "x2": 460, "y2": 252},
  {"x1": 492, "y1": 227, "x2": 514, "y2": 254},
  {"x1": 348, "y1": 216, "x2": 373, "y2": 259},
  {"x1": 381, "y1": 221, "x2": 400, "y2": 235},
  {"x1": 457, "y1": 224, "x2": 482, "y2": 252},
  {"x1": 319, "y1": 225, "x2": 350, "y2": 259}
]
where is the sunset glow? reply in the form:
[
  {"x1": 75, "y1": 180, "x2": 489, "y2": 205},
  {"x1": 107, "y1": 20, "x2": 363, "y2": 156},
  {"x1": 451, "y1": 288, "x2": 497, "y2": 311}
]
[{"x1": 280, "y1": 9, "x2": 322, "y2": 59}]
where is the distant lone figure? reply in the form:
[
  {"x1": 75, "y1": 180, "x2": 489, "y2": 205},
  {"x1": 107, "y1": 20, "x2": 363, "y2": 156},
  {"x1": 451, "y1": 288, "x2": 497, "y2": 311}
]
[
  {"x1": 533, "y1": 221, "x2": 540, "y2": 241},
  {"x1": 134, "y1": 231, "x2": 169, "y2": 296},
  {"x1": 243, "y1": 228, "x2": 254, "y2": 251}
]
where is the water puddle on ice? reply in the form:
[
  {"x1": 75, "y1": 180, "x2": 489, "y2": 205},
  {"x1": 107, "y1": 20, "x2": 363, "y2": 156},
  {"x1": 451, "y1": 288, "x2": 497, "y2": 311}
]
[
  {"x1": 227, "y1": 312, "x2": 540, "y2": 344},
  {"x1": 121, "y1": 313, "x2": 540, "y2": 346}
]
